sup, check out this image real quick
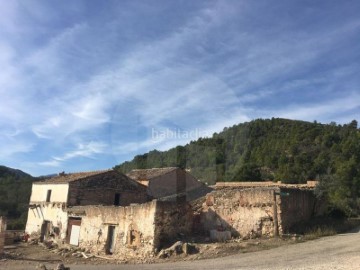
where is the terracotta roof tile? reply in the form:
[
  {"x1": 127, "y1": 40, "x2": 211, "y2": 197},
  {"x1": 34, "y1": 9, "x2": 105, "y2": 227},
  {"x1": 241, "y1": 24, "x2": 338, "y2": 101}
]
[{"x1": 35, "y1": 169, "x2": 112, "y2": 184}]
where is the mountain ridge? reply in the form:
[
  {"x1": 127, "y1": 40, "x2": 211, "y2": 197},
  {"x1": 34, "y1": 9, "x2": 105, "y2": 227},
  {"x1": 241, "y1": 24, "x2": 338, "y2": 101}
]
[{"x1": 115, "y1": 118, "x2": 360, "y2": 215}]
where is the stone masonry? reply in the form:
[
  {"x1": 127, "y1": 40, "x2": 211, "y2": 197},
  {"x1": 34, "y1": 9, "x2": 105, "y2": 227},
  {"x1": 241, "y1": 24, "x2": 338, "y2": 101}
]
[
  {"x1": 192, "y1": 186, "x2": 319, "y2": 239},
  {"x1": 67, "y1": 200, "x2": 192, "y2": 259},
  {"x1": 192, "y1": 188, "x2": 276, "y2": 239}
]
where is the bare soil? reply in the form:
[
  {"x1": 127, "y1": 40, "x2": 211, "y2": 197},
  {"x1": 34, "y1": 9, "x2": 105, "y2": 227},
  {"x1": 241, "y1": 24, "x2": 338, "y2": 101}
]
[
  {"x1": 0, "y1": 237, "x2": 296, "y2": 269},
  {"x1": 1, "y1": 228, "x2": 360, "y2": 270}
]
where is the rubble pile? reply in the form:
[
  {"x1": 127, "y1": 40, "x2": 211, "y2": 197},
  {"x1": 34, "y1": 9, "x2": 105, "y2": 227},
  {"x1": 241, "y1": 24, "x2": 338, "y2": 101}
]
[{"x1": 158, "y1": 241, "x2": 198, "y2": 259}]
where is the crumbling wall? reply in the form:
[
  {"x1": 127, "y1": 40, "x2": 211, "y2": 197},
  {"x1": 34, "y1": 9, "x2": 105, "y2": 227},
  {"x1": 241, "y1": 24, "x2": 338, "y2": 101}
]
[
  {"x1": 68, "y1": 200, "x2": 193, "y2": 258},
  {"x1": 153, "y1": 201, "x2": 193, "y2": 249},
  {"x1": 0, "y1": 217, "x2": 6, "y2": 254},
  {"x1": 68, "y1": 171, "x2": 149, "y2": 206},
  {"x1": 25, "y1": 203, "x2": 68, "y2": 241},
  {"x1": 4, "y1": 230, "x2": 23, "y2": 245},
  {"x1": 278, "y1": 188, "x2": 317, "y2": 234},
  {"x1": 192, "y1": 188, "x2": 277, "y2": 239},
  {"x1": 71, "y1": 201, "x2": 158, "y2": 258}
]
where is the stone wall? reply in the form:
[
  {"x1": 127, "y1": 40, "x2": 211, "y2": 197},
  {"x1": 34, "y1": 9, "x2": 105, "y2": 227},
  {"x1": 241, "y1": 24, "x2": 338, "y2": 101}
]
[
  {"x1": 69, "y1": 201, "x2": 158, "y2": 258},
  {"x1": 0, "y1": 217, "x2": 6, "y2": 254},
  {"x1": 68, "y1": 171, "x2": 149, "y2": 206},
  {"x1": 192, "y1": 187, "x2": 319, "y2": 239},
  {"x1": 4, "y1": 230, "x2": 23, "y2": 245},
  {"x1": 153, "y1": 201, "x2": 193, "y2": 249},
  {"x1": 67, "y1": 200, "x2": 193, "y2": 258},
  {"x1": 192, "y1": 188, "x2": 276, "y2": 239}
]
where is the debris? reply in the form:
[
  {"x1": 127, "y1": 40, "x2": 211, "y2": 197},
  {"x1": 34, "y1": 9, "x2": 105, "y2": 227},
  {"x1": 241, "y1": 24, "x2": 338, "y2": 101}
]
[
  {"x1": 4, "y1": 245, "x2": 17, "y2": 250},
  {"x1": 182, "y1": 242, "x2": 197, "y2": 255},
  {"x1": 94, "y1": 255, "x2": 116, "y2": 260},
  {"x1": 158, "y1": 241, "x2": 198, "y2": 258},
  {"x1": 36, "y1": 263, "x2": 47, "y2": 270}
]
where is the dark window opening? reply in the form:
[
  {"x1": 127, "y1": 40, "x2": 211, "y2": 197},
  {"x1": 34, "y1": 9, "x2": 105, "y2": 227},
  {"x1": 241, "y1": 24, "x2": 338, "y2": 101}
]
[
  {"x1": 114, "y1": 193, "x2": 120, "y2": 206},
  {"x1": 46, "y1": 190, "x2": 52, "y2": 202}
]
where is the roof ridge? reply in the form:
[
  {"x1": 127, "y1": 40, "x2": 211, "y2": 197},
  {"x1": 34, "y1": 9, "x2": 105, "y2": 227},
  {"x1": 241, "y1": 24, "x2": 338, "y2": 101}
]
[
  {"x1": 131, "y1": 167, "x2": 178, "y2": 171},
  {"x1": 62, "y1": 169, "x2": 112, "y2": 175}
]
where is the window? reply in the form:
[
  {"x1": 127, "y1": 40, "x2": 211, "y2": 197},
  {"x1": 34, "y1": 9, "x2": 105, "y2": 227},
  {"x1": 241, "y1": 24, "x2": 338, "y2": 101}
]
[
  {"x1": 114, "y1": 193, "x2": 120, "y2": 206},
  {"x1": 46, "y1": 189, "x2": 52, "y2": 202}
]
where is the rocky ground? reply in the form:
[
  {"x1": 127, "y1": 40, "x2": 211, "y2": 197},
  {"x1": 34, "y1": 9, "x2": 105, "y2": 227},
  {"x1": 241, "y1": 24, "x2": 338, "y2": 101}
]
[
  {"x1": 0, "y1": 235, "x2": 299, "y2": 269},
  {"x1": 2, "y1": 228, "x2": 359, "y2": 270}
]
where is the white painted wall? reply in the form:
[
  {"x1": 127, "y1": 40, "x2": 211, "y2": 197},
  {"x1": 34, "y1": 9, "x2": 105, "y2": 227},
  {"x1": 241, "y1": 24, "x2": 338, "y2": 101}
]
[
  {"x1": 25, "y1": 204, "x2": 69, "y2": 240},
  {"x1": 30, "y1": 183, "x2": 69, "y2": 203}
]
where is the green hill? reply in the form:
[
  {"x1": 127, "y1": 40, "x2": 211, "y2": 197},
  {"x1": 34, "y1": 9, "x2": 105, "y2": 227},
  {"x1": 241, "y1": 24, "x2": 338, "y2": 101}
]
[
  {"x1": 115, "y1": 118, "x2": 360, "y2": 215},
  {"x1": 0, "y1": 166, "x2": 35, "y2": 229}
]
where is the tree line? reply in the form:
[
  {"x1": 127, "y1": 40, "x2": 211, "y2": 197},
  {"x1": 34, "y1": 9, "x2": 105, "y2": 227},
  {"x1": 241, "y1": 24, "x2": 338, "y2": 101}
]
[
  {"x1": 0, "y1": 166, "x2": 34, "y2": 229},
  {"x1": 115, "y1": 118, "x2": 360, "y2": 216}
]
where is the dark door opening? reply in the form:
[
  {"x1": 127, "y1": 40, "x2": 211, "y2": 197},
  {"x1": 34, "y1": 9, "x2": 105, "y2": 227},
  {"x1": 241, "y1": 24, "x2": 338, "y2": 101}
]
[
  {"x1": 40, "y1": 220, "x2": 50, "y2": 242},
  {"x1": 114, "y1": 193, "x2": 120, "y2": 206},
  {"x1": 106, "y1": 226, "x2": 116, "y2": 254}
]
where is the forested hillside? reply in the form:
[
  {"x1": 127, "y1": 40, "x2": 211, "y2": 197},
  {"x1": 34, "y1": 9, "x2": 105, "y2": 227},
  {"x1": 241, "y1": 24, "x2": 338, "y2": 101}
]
[
  {"x1": 0, "y1": 166, "x2": 34, "y2": 229},
  {"x1": 115, "y1": 118, "x2": 360, "y2": 215}
]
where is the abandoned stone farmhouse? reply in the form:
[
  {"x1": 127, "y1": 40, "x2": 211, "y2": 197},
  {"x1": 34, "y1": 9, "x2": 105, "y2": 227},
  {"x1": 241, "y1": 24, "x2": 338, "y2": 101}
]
[
  {"x1": 24, "y1": 168, "x2": 322, "y2": 258},
  {"x1": 25, "y1": 169, "x2": 192, "y2": 257}
]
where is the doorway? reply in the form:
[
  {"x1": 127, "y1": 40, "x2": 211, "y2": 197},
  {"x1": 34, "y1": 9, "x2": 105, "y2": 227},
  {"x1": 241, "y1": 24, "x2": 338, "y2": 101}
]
[
  {"x1": 66, "y1": 217, "x2": 82, "y2": 246},
  {"x1": 106, "y1": 225, "x2": 116, "y2": 254},
  {"x1": 40, "y1": 220, "x2": 50, "y2": 242}
]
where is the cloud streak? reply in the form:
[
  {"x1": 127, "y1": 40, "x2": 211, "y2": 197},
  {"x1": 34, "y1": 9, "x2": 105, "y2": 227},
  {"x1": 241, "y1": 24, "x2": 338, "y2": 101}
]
[{"x1": 1, "y1": 1, "x2": 360, "y2": 175}]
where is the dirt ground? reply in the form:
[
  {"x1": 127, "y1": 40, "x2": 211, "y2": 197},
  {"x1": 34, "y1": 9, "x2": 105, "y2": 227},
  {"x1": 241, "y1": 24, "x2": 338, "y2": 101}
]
[
  {"x1": 0, "y1": 236, "x2": 296, "y2": 269},
  {"x1": 1, "y1": 229, "x2": 359, "y2": 270}
]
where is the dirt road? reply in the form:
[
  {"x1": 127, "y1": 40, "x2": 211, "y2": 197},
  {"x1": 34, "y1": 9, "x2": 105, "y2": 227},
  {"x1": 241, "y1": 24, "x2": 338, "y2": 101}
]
[{"x1": 2, "y1": 229, "x2": 360, "y2": 270}]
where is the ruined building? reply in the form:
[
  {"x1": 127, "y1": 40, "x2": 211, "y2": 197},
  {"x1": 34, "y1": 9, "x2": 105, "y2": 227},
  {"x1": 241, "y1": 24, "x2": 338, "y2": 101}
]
[
  {"x1": 25, "y1": 169, "x2": 192, "y2": 257},
  {"x1": 25, "y1": 168, "x2": 322, "y2": 258},
  {"x1": 192, "y1": 181, "x2": 323, "y2": 241},
  {"x1": 26, "y1": 170, "x2": 149, "y2": 242},
  {"x1": 126, "y1": 167, "x2": 210, "y2": 201}
]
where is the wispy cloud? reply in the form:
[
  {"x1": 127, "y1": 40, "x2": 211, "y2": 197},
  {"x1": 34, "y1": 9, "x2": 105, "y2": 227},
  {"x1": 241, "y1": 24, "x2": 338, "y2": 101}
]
[
  {"x1": 1, "y1": 1, "x2": 360, "y2": 175},
  {"x1": 39, "y1": 141, "x2": 108, "y2": 168}
]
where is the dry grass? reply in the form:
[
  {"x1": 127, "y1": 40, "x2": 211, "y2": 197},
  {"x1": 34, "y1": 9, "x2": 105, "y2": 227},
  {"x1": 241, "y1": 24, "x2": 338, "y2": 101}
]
[{"x1": 291, "y1": 217, "x2": 360, "y2": 241}]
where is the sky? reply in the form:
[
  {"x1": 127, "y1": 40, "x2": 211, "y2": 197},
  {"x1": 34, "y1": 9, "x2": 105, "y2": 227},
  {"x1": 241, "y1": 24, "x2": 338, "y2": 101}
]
[{"x1": 1, "y1": 0, "x2": 360, "y2": 176}]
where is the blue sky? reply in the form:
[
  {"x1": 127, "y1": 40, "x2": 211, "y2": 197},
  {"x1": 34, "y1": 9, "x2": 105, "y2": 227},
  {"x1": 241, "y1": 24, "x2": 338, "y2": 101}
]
[{"x1": 1, "y1": 0, "x2": 360, "y2": 176}]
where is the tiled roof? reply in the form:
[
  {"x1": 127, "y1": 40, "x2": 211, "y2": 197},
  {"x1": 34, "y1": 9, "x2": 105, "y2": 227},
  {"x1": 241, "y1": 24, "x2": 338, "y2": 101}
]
[
  {"x1": 35, "y1": 169, "x2": 112, "y2": 184},
  {"x1": 126, "y1": 167, "x2": 178, "y2": 181}
]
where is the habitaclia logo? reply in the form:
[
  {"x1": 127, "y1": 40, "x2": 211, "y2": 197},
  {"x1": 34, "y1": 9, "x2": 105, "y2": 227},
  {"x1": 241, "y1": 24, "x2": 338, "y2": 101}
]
[{"x1": 151, "y1": 128, "x2": 210, "y2": 141}]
